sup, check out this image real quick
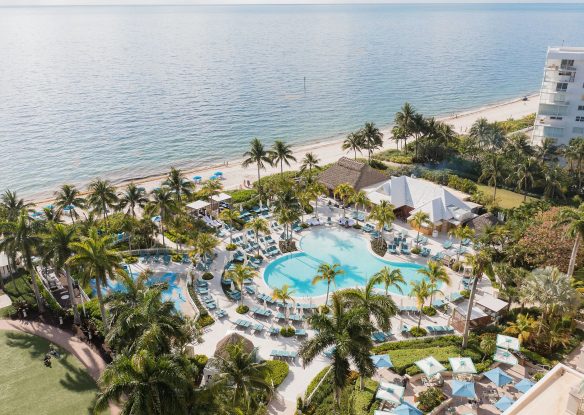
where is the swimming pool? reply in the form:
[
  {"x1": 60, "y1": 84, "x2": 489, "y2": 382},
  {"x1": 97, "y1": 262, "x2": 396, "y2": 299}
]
[
  {"x1": 263, "y1": 227, "x2": 428, "y2": 297},
  {"x1": 93, "y1": 271, "x2": 187, "y2": 311}
]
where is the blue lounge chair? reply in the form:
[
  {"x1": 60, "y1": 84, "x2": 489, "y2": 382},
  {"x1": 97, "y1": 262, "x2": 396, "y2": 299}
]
[
  {"x1": 443, "y1": 240, "x2": 453, "y2": 249},
  {"x1": 400, "y1": 243, "x2": 410, "y2": 255},
  {"x1": 461, "y1": 238, "x2": 471, "y2": 246},
  {"x1": 268, "y1": 326, "x2": 280, "y2": 335}
]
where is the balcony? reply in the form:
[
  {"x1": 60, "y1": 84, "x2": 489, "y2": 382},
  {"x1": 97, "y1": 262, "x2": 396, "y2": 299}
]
[
  {"x1": 539, "y1": 92, "x2": 570, "y2": 106},
  {"x1": 544, "y1": 74, "x2": 576, "y2": 83},
  {"x1": 547, "y1": 63, "x2": 578, "y2": 71}
]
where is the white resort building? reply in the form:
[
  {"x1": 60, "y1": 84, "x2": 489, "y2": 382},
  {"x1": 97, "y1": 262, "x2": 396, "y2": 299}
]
[
  {"x1": 365, "y1": 175, "x2": 479, "y2": 234},
  {"x1": 533, "y1": 46, "x2": 584, "y2": 146}
]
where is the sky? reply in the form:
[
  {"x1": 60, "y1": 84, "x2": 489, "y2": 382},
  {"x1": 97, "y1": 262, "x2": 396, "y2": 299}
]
[{"x1": 2, "y1": 0, "x2": 583, "y2": 5}]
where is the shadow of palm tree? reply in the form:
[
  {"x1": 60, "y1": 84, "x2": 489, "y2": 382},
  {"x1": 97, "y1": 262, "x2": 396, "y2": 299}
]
[
  {"x1": 4, "y1": 331, "x2": 50, "y2": 358},
  {"x1": 59, "y1": 354, "x2": 98, "y2": 392}
]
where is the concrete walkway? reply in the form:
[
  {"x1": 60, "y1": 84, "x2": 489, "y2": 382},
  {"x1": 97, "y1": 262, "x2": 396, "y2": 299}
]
[{"x1": 0, "y1": 319, "x2": 119, "y2": 414}]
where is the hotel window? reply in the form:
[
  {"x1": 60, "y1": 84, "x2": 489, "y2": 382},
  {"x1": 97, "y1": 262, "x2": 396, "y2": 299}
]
[
  {"x1": 561, "y1": 59, "x2": 575, "y2": 69},
  {"x1": 579, "y1": 105, "x2": 584, "y2": 111},
  {"x1": 550, "y1": 116, "x2": 563, "y2": 120},
  {"x1": 574, "y1": 127, "x2": 584, "y2": 134},
  {"x1": 556, "y1": 82, "x2": 568, "y2": 91},
  {"x1": 577, "y1": 116, "x2": 584, "y2": 122}
]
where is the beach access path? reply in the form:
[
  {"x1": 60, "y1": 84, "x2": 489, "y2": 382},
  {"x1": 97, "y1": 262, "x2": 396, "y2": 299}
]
[{"x1": 31, "y1": 94, "x2": 539, "y2": 207}]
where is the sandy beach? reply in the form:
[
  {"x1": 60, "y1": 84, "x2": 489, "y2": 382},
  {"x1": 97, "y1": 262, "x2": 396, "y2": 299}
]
[{"x1": 31, "y1": 93, "x2": 539, "y2": 207}]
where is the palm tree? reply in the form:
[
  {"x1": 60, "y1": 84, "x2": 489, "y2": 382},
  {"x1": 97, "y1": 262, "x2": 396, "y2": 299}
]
[
  {"x1": 193, "y1": 233, "x2": 219, "y2": 263},
  {"x1": 242, "y1": 138, "x2": 274, "y2": 199},
  {"x1": 417, "y1": 260, "x2": 450, "y2": 305},
  {"x1": 219, "y1": 208, "x2": 240, "y2": 244},
  {"x1": 54, "y1": 184, "x2": 86, "y2": 224},
  {"x1": 307, "y1": 182, "x2": 327, "y2": 219},
  {"x1": 409, "y1": 280, "x2": 440, "y2": 328},
  {"x1": 245, "y1": 217, "x2": 269, "y2": 257},
  {"x1": 199, "y1": 178, "x2": 223, "y2": 200},
  {"x1": 271, "y1": 140, "x2": 296, "y2": 176},
  {"x1": 1, "y1": 189, "x2": 32, "y2": 221},
  {"x1": 372, "y1": 266, "x2": 405, "y2": 296},
  {"x1": 394, "y1": 103, "x2": 417, "y2": 154},
  {"x1": 462, "y1": 250, "x2": 493, "y2": 348},
  {"x1": 341, "y1": 278, "x2": 397, "y2": 333},
  {"x1": 468, "y1": 118, "x2": 492, "y2": 150},
  {"x1": 87, "y1": 178, "x2": 118, "y2": 227},
  {"x1": 449, "y1": 226, "x2": 475, "y2": 263},
  {"x1": 312, "y1": 263, "x2": 344, "y2": 306},
  {"x1": 565, "y1": 137, "x2": 584, "y2": 191},
  {"x1": 67, "y1": 228, "x2": 122, "y2": 330},
  {"x1": 342, "y1": 132, "x2": 363, "y2": 160},
  {"x1": 227, "y1": 264, "x2": 257, "y2": 308},
  {"x1": 300, "y1": 152, "x2": 321, "y2": 179},
  {"x1": 557, "y1": 203, "x2": 584, "y2": 278},
  {"x1": 105, "y1": 271, "x2": 193, "y2": 354},
  {"x1": 95, "y1": 351, "x2": 195, "y2": 415},
  {"x1": 351, "y1": 190, "x2": 369, "y2": 224},
  {"x1": 478, "y1": 152, "x2": 503, "y2": 202},
  {"x1": 42, "y1": 224, "x2": 80, "y2": 324},
  {"x1": 300, "y1": 293, "x2": 374, "y2": 411},
  {"x1": 147, "y1": 188, "x2": 177, "y2": 247},
  {"x1": 507, "y1": 157, "x2": 538, "y2": 202},
  {"x1": 272, "y1": 284, "x2": 295, "y2": 328},
  {"x1": 410, "y1": 211, "x2": 430, "y2": 246},
  {"x1": 333, "y1": 183, "x2": 355, "y2": 219},
  {"x1": 118, "y1": 183, "x2": 149, "y2": 217},
  {"x1": 0, "y1": 212, "x2": 45, "y2": 312},
  {"x1": 165, "y1": 167, "x2": 194, "y2": 203},
  {"x1": 361, "y1": 122, "x2": 383, "y2": 163},
  {"x1": 504, "y1": 313, "x2": 536, "y2": 345},
  {"x1": 536, "y1": 137, "x2": 558, "y2": 163},
  {"x1": 213, "y1": 341, "x2": 272, "y2": 410},
  {"x1": 543, "y1": 165, "x2": 565, "y2": 200},
  {"x1": 367, "y1": 200, "x2": 396, "y2": 240}
]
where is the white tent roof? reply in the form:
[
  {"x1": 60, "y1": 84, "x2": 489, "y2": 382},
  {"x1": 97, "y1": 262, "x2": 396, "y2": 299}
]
[
  {"x1": 454, "y1": 303, "x2": 488, "y2": 320},
  {"x1": 211, "y1": 192, "x2": 231, "y2": 202},
  {"x1": 186, "y1": 200, "x2": 211, "y2": 210},
  {"x1": 0, "y1": 252, "x2": 8, "y2": 267},
  {"x1": 476, "y1": 295, "x2": 508, "y2": 314}
]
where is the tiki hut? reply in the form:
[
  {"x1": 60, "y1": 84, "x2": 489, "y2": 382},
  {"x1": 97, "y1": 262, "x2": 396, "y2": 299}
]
[
  {"x1": 318, "y1": 157, "x2": 387, "y2": 193},
  {"x1": 213, "y1": 332, "x2": 254, "y2": 360}
]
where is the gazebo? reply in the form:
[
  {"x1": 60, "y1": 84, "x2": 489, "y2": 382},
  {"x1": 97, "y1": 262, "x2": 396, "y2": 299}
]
[{"x1": 213, "y1": 332, "x2": 254, "y2": 360}]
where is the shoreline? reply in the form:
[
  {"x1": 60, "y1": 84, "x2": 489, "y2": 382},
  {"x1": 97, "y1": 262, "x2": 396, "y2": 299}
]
[{"x1": 29, "y1": 92, "x2": 539, "y2": 207}]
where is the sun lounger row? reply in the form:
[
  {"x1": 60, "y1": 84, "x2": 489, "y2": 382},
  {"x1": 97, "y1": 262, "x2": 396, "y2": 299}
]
[
  {"x1": 252, "y1": 306, "x2": 272, "y2": 317},
  {"x1": 270, "y1": 349, "x2": 298, "y2": 359},
  {"x1": 426, "y1": 325, "x2": 454, "y2": 335},
  {"x1": 258, "y1": 293, "x2": 276, "y2": 304},
  {"x1": 398, "y1": 306, "x2": 419, "y2": 314},
  {"x1": 371, "y1": 331, "x2": 392, "y2": 342},
  {"x1": 234, "y1": 319, "x2": 251, "y2": 328}
]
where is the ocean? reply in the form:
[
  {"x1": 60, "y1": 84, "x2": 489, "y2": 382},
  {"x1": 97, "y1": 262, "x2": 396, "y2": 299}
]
[{"x1": 1, "y1": 3, "x2": 584, "y2": 198}]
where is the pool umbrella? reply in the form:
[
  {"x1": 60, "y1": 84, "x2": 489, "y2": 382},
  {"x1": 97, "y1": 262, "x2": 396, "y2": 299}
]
[
  {"x1": 448, "y1": 357, "x2": 477, "y2": 374},
  {"x1": 371, "y1": 354, "x2": 393, "y2": 368},
  {"x1": 193, "y1": 176, "x2": 202, "y2": 181},
  {"x1": 496, "y1": 334, "x2": 520, "y2": 351},
  {"x1": 214, "y1": 171, "x2": 223, "y2": 176},
  {"x1": 376, "y1": 382, "x2": 405, "y2": 405},
  {"x1": 493, "y1": 347, "x2": 518, "y2": 366},
  {"x1": 494, "y1": 395, "x2": 515, "y2": 411},
  {"x1": 390, "y1": 402, "x2": 423, "y2": 415},
  {"x1": 151, "y1": 215, "x2": 161, "y2": 223},
  {"x1": 415, "y1": 356, "x2": 446, "y2": 377},
  {"x1": 484, "y1": 367, "x2": 513, "y2": 387},
  {"x1": 514, "y1": 378, "x2": 535, "y2": 393},
  {"x1": 63, "y1": 204, "x2": 75, "y2": 211},
  {"x1": 450, "y1": 380, "x2": 476, "y2": 398},
  {"x1": 44, "y1": 204, "x2": 54, "y2": 209}
]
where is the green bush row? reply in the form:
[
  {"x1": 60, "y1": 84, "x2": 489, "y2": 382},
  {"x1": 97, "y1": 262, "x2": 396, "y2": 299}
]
[{"x1": 263, "y1": 360, "x2": 289, "y2": 387}]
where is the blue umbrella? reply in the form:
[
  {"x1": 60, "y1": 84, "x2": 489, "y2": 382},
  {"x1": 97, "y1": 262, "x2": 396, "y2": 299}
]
[
  {"x1": 214, "y1": 171, "x2": 223, "y2": 176},
  {"x1": 371, "y1": 354, "x2": 393, "y2": 368},
  {"x1": 391, "y1": 402, "x2": 423, "y2": 415},
  {"x1": 63, "y1": 204, "x2": 74, "y2": 211},
  {"x1": 494, "y1": 396, "x2": 515, "y2": 411},
  {"x1": 451, "y1": 380, "x2": 476, "y2": 398},
  {"x1": 44, "y1": 204, "x2": 54, "y2": 209},
  {"x1": 514, "y1": 378, "x2": 535, "y2": 393},
  {"x1": 484, "y1": 367, "x2": 513, "y2": 387},
  {"x1": 193, "y1": 176, "x2": 202, "y2": 181}
]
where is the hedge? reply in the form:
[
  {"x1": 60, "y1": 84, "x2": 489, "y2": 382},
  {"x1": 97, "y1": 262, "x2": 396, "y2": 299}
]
[
  {"x1": 263, "y1": 360, "x2": 289, "y2": 387},
  {"x1": 227, "y1": 189, "x2": 258, "y2": 204}
]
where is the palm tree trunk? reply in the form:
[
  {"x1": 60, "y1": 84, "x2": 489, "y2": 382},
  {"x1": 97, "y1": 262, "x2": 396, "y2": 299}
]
[
  {"x1": 70, "y1": 210, "x2": 75, "y2": 224},
  {"x1": 65, "y1": 266, "x2": 80, "y2": 325},
  {"x1": 160, "y1": 216, "x2": 166, "y2": 247},
  {"x1": 493, "y1": 179, "x2": 497, "y2": 202},
  {"x1": 256, "y1": 234, "x2": 260, "y2": 257},
  {"x1": 568, "y1": 233, "x2": 581, "y2": 278},
  {"x1": 95, "y1": 277, "x2": 108, "y2": 330},
  {"x1": 28, "y1": 264, "x2": 45, "y2": 313},
  {"x1": 325, "y1": 283, "x2": 330, "y2": 306},
  {"x1": 103, "y1": 202, "x2": 109, "y2": 229},
  {"x1": 257, "y1": 164, "x2": 262, "y2": 200},
  {"x1": 418, "y1": 307, "x2": 422, "y2": 328},
  {"x1": 462, "y1": 276, "x2": 479, "y2": 349},
  {"x1": 353, "y1": 149, "x2": 357, "y2": 160}
]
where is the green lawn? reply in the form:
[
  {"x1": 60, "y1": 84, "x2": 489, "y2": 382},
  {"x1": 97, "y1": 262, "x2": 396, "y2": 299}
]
[
  {"x1": 476, "y1": 184, "x2": 536, "y2": 209},
  {"x1": 0, "y1": 330, "x2": 101, "y2": 415}
]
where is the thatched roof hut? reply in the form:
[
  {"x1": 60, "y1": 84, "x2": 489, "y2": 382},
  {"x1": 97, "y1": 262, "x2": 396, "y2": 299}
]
[
  {"x1": 318, "y1": 157, "x2": 387, "y2": 192},
  {"x1": 464, "y1": 213, "x2": 500, "y2": 235},
  {"x1": 213, "y1": 332, "x2": 254, "y2": 360}
]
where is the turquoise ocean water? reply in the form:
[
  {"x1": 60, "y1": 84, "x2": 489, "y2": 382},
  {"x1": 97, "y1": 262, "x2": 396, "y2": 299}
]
[{"x1": 1, "y1": 3, "x2": 584, "y2": 198}]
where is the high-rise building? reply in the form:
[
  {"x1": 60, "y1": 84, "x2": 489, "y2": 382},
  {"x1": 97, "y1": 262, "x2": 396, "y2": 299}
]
[{"x1": 533, "y1": 47, "x2": 584, "y2": 146}]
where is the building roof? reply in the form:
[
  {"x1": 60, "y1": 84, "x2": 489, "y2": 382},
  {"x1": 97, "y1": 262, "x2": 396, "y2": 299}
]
[
  {"x1": 214, "y1": 332, "x2": 254, "y2": 360},
  {"x1": 464, "y1": 213, "x2": 500, "y2": 234},
  {"x1": 367, "y1": 176, "x2": 477, "y2": 225},
  {"x1": 211, "y1": 192, "x2": 232, "y2": 203},
  {"x1": 186, "y1": 200, "x2": 211, "y2": 210},
  {"x1": 505, "y1": 363, "x2": 584, "y2": 414},
  {"x1": 318, "y1": 157, "x2": 387, "y2": 191},
  {"x1": 476, "y1": 294, "x2": 508, "y2": 314}
]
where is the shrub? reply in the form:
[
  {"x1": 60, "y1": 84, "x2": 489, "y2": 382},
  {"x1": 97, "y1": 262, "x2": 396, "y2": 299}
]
[
  {"x1": 192, "y1": 354, "x2": 208, "y2": 369},
  {"x1": 409, "y1": 326, "x2": 427, "y2": 337},
  {"x1": 533, "y1": 372, "x2": 546, "y2": 381},
  {"x1": 452, "y1": 261, "x2": 463, "y2": 272},
  {"x1": 280, "y1": 326, "x2": 295, "y2": 337},
  {"x1": 461, "y1": 289, "x2": 470, "y2": 299},
  {"x1": 368, "y1": 159, "x2": 388, "y2": 170},
  {"x1": 352, "y1": 223, "x2": 362, "y2": 230},
  {"x1": 228, "y1": 189, "x2": 258, "y2": 204},
  {"x1": 171, "y1": 254, "x2": 182, "y2": 263},
  {"x1": 236, "y1": 305, "x2": 249, "y2": 314},
  {"x1": 371, "y1": 238, "x2": 387, "y2": 257},
  {"x1": 263, "y1": 360, "x2": 289, "y2": 387},
  {"x1": 123, "y1": 255, "x2": 139, "y2": 264},
  {"x1": 226, "y1": 243, "x2": 237, "y2": 251},
  {"x1": 411, "y1": 246, "x2": 422, "y2": 255},
  {"x1": 422, "y1": 306, "x2": 437, "y2": 316},
  {"x1": 197, "y1": 314, "x2": 215, "y2": 328},
  {"x1": 301, "y1": 222, "x2": 310, "y2": 229},
  {"x1": 417, "y1": 387, "x2": 446, "y2": 412},
  {"x1": 202, "y1": 272, "x2": 214, "y2": 280}
]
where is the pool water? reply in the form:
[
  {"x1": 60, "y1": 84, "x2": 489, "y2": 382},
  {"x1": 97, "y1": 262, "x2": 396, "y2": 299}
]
[
  {"x1": 263, "y1": 227, "x2": 427, "y2": 297},
  {"x1": 93, "y1": 271, "x2": 186, "y2": 311}
]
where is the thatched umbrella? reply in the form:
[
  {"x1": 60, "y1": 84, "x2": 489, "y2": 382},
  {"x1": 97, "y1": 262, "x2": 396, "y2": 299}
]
[{"x1": 213, "y1": 332, "x2": 254, "y2": 360}]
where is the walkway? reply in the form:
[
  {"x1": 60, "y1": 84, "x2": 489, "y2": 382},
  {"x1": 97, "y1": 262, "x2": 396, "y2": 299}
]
[{"x1": 0, "y1": 319, "x2": 119, "y2": 414}]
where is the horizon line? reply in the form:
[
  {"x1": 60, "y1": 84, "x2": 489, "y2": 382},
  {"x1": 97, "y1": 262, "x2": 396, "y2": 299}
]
[{"x1": 2, "y1": 1, "x2": 583, "y2": 6}]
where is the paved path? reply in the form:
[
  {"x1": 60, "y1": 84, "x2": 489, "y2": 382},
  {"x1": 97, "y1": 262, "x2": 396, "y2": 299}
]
[{"x1": 0, "y1": 319, "x2": 119, "y2": 414}]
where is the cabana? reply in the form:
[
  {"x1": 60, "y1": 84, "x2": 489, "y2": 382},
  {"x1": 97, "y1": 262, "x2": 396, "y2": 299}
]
[
  {"x1": 415, "y1": 356, "x2": 446, "y2": 377},
  {"x1": 450, "y1": 303, "x2": 491, "y2": 332},
  {"x1": 186, "y1": 199, "x2": 211, "y2": 215},
  {"x1": 449, "y1": 357, "x2": 477, "y2": 374},
  {"x1": 376, "y1": 382, "x2": 405, "y2": 406},
  {"x1": 475, "y1": 294, "x2": 509, "y2": 317},
  {"x1": 210, "y1": 192, "x2": 232, "y2": 212}
]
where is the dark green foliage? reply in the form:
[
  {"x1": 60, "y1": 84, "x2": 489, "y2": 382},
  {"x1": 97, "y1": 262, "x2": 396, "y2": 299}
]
[
  {"x1": 202, "y1": 272, "x2": 214, "y2": 280},
  {"x1": 236, "y1": 304, "x2": 249, "y2": 314},
  {"x1": 409, "y1": 326, "x2": 427, "y2": 337},
  {"x1": 280, "y1": 326, "x2": 295, "y2": 337},
  {"x1": 422, "y1": 306, "x2": 436, "y2": 316},
  {"x1": 262, "y1": 360, "x2": 289, "y2": 387},
  {"x1": 417, "y1": 387, "x2": 446, "y2": 412}
]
